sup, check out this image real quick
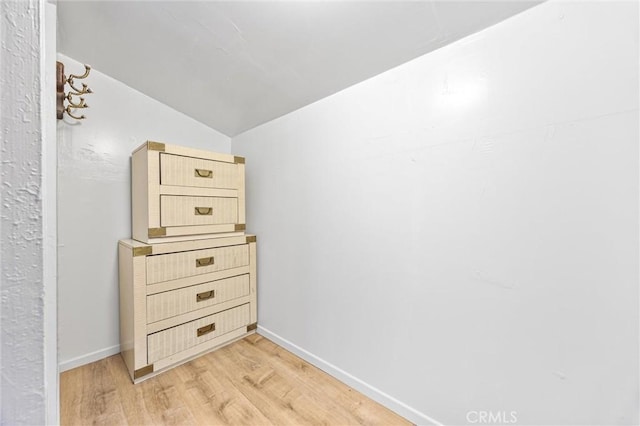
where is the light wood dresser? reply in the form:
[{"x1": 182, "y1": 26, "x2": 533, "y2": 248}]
[
  {"x1": 132, "y1": 141, "x2": 246, "y2": 243},
  {"x1": 119, "y1": 141, "x2": 257, "y2": 383}
]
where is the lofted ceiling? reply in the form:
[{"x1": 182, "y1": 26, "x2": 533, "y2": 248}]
[{"x1": 58, "y1": 1, "x2": 542, "y2": 137}]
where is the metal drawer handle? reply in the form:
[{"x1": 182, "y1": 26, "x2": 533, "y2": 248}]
[
  {"x1": 194, "y1": 207, "x2": 213, "y2": 215},
  {"x1": 197, "y1": 323, "x2": 216, "y2": 337},
  {"x1": 196, "y1": 256, "x2": 214, "y2": 267},
  {"x1": 195, "y1": 168, "x2": 213, "y2": 178},
  {"x1": 196, "y1": 290, "x2": 215, "y2": 302}
]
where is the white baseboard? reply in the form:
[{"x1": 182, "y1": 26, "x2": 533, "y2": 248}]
[
  {"x1": 58, "y1": 344, "x2": 121, "y2": 373},
  {"x1": 257, "y1": 326, "x2": 442, "y2": 426}
]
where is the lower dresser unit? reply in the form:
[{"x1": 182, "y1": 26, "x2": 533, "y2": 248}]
[{"x1": 118, "y1": 235, "x2": 257, "y2": 383}]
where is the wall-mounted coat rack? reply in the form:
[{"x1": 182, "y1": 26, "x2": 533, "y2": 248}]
[{"x1": 57, "y1": 61, "x2": 93, "y2": 120}]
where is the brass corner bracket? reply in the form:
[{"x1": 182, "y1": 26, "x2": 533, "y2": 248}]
[
  {"x1": 148, "y1": 227, "x2": 167, "y2": 237},
  {"x1": 147, "y1": 141, "x2": 166, "y2": 152},
  {"x1": 134, "y1": 364, "x2": 154, "y2": 379}
]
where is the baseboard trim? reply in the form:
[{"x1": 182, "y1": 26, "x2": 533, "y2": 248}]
[
  {"x1": 257, "y1": 326, "x2": 442, "y2": 426},
  {"x1": 59, "y1": 344, "x2": 121, "y2": 373}
]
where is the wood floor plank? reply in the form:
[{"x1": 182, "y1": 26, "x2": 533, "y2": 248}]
[
  {"x1": 60, "y1": 364, "x2": 83, "y2": 425},
  {"x1": 139, "y1": 369, "x2": 199, "y2": 425},
  {"x1": 60, "y1": 334, "x2": 413, "y2": 426},
  {"x1": 235, "y1": 335, "x2": 408, "y2": 425},
  {"x1": 223, "y1": 339, "x2": 360, "y2": 425},
  {"x1": 173, "y1": 355, "x2": 274, "y2": 425},
  {"x1": 61, "y1": 355, "x2": 128, "y2": 426},
  {"x1": 203, "y1": 344, "x2": 327, "y2": 425},
  {"x1": 107, "y1": 355, "x2": 155, "y2": 425}
]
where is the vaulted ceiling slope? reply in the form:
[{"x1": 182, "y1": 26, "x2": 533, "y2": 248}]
[{"x1": 58, "y1": 1, "x2": 542, "y2": 136}]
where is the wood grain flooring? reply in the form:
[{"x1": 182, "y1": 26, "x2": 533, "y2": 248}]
[{"x1": 60, "y1": 334, "x2": 412, "y2": 426}]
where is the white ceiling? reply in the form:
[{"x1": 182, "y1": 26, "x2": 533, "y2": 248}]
[{"x1": 58, "y1": 1, "x2": 542, "y2": 137}]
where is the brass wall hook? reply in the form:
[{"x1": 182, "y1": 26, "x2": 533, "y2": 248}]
[{"x1": 57, "y1": 61, "x2": 93, "y2": 120}]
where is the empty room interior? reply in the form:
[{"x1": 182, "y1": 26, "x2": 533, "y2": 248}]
[{"x1": 1, "y1": 0, "x2": 638, "y2": 425}]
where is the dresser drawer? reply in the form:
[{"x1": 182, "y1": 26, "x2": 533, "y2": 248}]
[
  {"x1": 160, "y1": 153, "x2": 238, "y2": 189},
  {"x1": 119, "y1": 236, "x2": 258, "y2": 383},
  {"x1": 146, "y1": 244, "x2": 249, "y2": 284},
  {"x1": 147, "y1": 303, "x2": 250, "y2": 363},
  {"x1": 160, "y1": 196, "x2": 238, "y2": 227},
  {"x1": 132, "y1": 142, "x2": 246, "y2": 243},
  {"x1": 147, "y1": 274, "x2": 250, "y2": 323}
]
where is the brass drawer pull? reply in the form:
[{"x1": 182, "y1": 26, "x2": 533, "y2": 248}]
[
  {"x1": 194, "y1": 168, "x2": 213, "y2": 178},
  {"x1": 197, "y1": 323, "x2": 216, "y2": 337},
  {"x1": 196, "y1": 256, "x2": 214, "y2": 267},
  {"x1": 196, "y1": 290, "x2": 215, "y2": 302},
  {"x1": 194, "y1": 207, "x2": 213, "y2": 215}
]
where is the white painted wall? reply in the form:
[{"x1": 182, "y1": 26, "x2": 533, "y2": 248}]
[
  {"x1": 44, "y1": 2, "x2": 59, "y2": 423},
  {"x1": 57, "y1": 54, "x2": 231, "y2": 370},
  {"x1": 0, "y1": 0, "x2": 58, "y2": 423},
  {"x1": 232, "y1": 2, "x2": 639, "y2": 425}
]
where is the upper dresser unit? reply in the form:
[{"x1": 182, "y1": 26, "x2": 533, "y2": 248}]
[{"x1": 132, "y1": 141, "x2": 246, "y2": 243}]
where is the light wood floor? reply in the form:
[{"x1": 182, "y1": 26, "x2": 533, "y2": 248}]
[{"x1": 60, "y1": 334, "x2": 412, "y2": 425}]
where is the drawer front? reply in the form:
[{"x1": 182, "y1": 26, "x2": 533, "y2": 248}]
[
  {"x1": 147, "y1": 303, "x2": 250, "y2": 363},
  {"x1": 147, "y1": 274, "x2": 250, "y2": 323},
  {"x1": 146, "y1": 244, "x2": 249, "y2": 284},
  {"x1": 160, "y1": 196, "x2": 238, "y2": 227},
  {"x1": 160, "y1": 153, "x2": 238, "y2": 189}
]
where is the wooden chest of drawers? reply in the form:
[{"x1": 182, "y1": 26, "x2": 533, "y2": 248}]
[
  {"x1": 132, "y1": 141, "x2": 246, "y2": 243},
  {"x1": 118, "y1": 235, "x2": 257, "y2": 383}
]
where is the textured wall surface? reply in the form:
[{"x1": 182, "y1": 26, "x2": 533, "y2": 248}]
[
  {"x1": 56, "y1": 54, "x2": 231, "y2": 370},
  {"x1": 0, "y1": 1, "x2": 53, "y2": 423},
  {"x1": 232, "y1": 1, "x2": 639, "y2": 424}
]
